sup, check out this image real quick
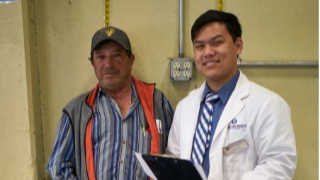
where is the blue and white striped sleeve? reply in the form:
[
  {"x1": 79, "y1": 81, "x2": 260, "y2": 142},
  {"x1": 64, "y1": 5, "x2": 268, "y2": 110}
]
[
  {"x1": 47, "y1": 113, "x2": 78, "y2": 180},
  {"x1": 162, "y1": 95, "x2": 174, "y2": 139}
]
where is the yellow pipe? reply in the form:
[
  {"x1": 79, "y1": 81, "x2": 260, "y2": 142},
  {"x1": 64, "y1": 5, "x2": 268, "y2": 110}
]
[
  {"x1": 218, "y1": 0, "x2": 223, "y2": 11},
  {"x1": 105, "y1": 0, "x2": 110, "y2": 26}
]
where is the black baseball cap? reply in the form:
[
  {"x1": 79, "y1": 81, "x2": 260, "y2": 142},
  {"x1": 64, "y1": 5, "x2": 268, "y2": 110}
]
[{"x1": 90, "y1": 26, "x2": 132, "y2": 54}]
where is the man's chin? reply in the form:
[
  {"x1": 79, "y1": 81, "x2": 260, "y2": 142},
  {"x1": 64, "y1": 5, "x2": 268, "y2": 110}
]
[
  {"x1": 99, "y1": 80, "x2": 119, "y2": 88},
  {"x1": 201, "y1": 71, "x2": 219, "y2": 80}
]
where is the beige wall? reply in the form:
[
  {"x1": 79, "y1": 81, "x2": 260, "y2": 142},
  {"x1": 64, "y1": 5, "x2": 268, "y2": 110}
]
[
  {"x1": 0, "y1": 0, "x2": 318, "y2": 179},
  {"x1": 0, "y1": 0, "x2": 39, "y2": 179}
]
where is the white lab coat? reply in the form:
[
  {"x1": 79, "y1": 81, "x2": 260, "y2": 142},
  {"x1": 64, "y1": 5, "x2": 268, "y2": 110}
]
[{"x1": 167, "y1": 71, "x2": 297, "y2": 180}]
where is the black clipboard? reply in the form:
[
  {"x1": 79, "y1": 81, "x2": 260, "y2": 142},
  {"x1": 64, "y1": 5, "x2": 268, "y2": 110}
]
[{"x1": 135, "y1": 153, "x2": 207, "y2": 180}]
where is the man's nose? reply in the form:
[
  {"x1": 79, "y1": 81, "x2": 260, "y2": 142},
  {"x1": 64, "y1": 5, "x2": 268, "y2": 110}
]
[
  {"x1": 102, "y1": 55, "x2": 115, "y2": 67},
  {"x1": 204, "y1": 45, "x2": 215, "y2": 59}
]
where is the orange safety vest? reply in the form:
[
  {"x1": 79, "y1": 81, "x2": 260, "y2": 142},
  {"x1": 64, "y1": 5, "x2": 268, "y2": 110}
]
[{"x1": 84, "y1": 76, "x2": 160, "y2": 180}]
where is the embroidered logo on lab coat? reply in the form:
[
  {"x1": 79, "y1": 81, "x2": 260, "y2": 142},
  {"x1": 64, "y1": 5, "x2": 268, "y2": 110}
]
[{"x1": 228, "y1": 118, "x2": 246, "y2": 130}]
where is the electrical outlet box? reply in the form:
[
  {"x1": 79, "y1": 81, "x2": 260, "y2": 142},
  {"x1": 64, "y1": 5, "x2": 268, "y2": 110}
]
[{"x1": 169, "y1": 58, "x2": 193, "y2": 82}]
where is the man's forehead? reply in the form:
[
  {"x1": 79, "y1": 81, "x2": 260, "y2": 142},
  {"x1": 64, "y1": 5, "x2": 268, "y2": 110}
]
[
  {"x1": 94, "y1": 41, "x2": 124, "y2": 52},
  {"x1": 195, "y1": 21, "x2": 227, "y2": 35},
  {"x1": 193, "y1": 23, "x2": 230, "y2": 43}
]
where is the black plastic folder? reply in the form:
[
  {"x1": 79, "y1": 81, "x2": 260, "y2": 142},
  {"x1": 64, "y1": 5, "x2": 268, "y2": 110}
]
[{"x1": 135, "y1": 152, "x2": 207, "y2": 180}]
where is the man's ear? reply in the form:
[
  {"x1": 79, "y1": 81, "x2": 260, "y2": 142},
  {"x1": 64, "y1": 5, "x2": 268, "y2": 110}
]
[
  {"x1": 129, "y1": 54, "x2": 135, "y2": 70},
  {"x1": 235, "y1": 37, "x2": 243, "y2": 56},
  {"x1": 130, "y1": 54, "x2": 135, "y2": 64},
  {"x1": 91, "y1": 59, "x2": 94, "y2": 66}
]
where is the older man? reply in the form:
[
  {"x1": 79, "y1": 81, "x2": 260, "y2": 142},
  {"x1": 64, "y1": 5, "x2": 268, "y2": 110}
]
[{"x1": 47, "y1": 26, "x2": 173, "y2": 180}]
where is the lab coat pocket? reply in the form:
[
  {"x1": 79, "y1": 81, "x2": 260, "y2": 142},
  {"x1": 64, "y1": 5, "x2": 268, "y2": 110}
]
[
  {"x1": 222, "y1": 146, "x2": 248, "y2": 179},
  {"x1": 223, "y1": 114, "x2": 248, "y2": 178}
]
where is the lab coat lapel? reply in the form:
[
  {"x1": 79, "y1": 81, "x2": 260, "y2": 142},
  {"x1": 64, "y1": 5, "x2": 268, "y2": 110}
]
[{"x1": 212, "y1": 72, "x2": 250, "y2": 142}]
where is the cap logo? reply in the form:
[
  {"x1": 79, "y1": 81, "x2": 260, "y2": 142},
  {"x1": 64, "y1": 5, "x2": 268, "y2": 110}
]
[{"x1": 99, "y1": 27, "x2": 115, "y2": 37}]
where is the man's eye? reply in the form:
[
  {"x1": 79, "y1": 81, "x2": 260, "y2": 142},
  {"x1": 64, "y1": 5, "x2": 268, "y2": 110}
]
[
  {"x1": 96, "y1": 55, "x2": 105, "y2": 59},
  {"x1": 212, "y1": 41, "x2": 222, "y2": 46},
  {"x1": 113, "y1": 53, "x2": 121, "y2": 58},
  {"x1": 195, "y1": 45, "x2": 204, "y2": 49}
]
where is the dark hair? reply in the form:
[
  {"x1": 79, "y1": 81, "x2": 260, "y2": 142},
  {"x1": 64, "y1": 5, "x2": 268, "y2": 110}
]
[
  {"x1": 191, "y1": 10, "x2": 242, "y2": 43},
  {"x1": 88, "y1": 50, "x2": 132, "y2": 62}
]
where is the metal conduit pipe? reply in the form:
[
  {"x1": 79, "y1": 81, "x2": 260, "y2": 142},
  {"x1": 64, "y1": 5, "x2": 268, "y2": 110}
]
[
  {"x1": 177, "y1": 0, "x2": 317, "y2": 68},
  {"x1": 179, "y1": 0, "x2": 184, "y2": 57},
  {"x1": 237, "y1": 60, "x2": 318, "y2": 67}
]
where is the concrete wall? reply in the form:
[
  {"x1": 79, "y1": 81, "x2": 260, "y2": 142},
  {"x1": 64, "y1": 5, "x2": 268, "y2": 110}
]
[{"x1": 0, "y1": 0, "x2": 317, "y2": 179}]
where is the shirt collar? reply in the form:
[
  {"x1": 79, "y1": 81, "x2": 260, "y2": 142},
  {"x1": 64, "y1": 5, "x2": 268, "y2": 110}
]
[
  {"x1": 98, "y1": 82, "x2": 138, "y2": 103},
  {"x1": 202, "y1": 70, "x2": 240, "y2": 105}
]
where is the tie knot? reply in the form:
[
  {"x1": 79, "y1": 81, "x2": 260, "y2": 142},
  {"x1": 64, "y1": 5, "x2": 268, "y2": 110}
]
[{"x1": 205, "y1": 93, "x2": 219, "y2": 103}]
